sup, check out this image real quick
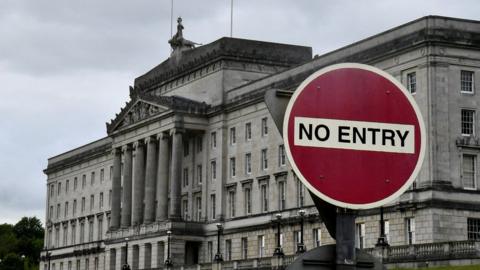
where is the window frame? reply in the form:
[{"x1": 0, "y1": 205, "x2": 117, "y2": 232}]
[{"x1": 461, "y1": 70, "x2": 475, "y2": 94}]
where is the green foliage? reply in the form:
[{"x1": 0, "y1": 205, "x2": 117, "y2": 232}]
[{"x1": 0, "y1": 217, "x2": 44, "y2": 270}]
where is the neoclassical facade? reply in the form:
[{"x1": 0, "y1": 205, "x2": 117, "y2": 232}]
[{"x1": 41, "y1": 16, "x2": 480, "y2": 270}]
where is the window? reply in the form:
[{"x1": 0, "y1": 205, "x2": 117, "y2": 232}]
[
  {"x1": 462, "y1": 154, "x2": 476, "y2": 189},
  {"x1": 261, "y1": 149, "x2": 268, "y2": 170},
  {"x1": 245, "y1": 153, "x2": 252, "y2": 174},
  {"x1": 207, "y1": 241, "x2": 213, "y2": 262},
  {"x1": 278, "y1": 145, "x2": 286, "y2": 166},
  {"x1": 100, "y1": 169, "x2": 104, "y2": 183},
  {"x1": 58, "y1": 182, "x2": 61, "y2": 196},
  {"x1": 184, "y1": 140, "x2": 190, "y2": 156},
  {"x1": 100, "y1": 193, "x2": 104, "y2": 209},
  {"x1": 211, "y1": 132, "x2": 217, "y2": 148},
  {"x1": 407, "y1": 72, "x2": 416, "y2": 94},
  {"x1": 73, "y1": 200, "x2": 77, "y2": 216},
  {"x1": 245, "y1": 122, "x2": 252, "y2": 141},
  {"x1": 230, "y1": 157, "x2": 236, "y2": 177},
  {"x1": 210, "y1": 194, "x2": 216, "y2": 220},
  {"x1": 74, "y1": 177, "x2": 78, "y2": 191},
  {"x1": 258, "y1": 235, "x2": 265, "y2": 257},
  {"x1": 383, "y1": 220, "x2": 390, "y2": 243},
  {"x1": 71, "y1": 223, "x2": 76, "y2": 245},
  {"x1": 261, "y1": 117, "x2": 268, "y2": 136},
  {"x1": 241, "y1": 237, "x2": 248, "y2": 259},
  {"x1": 63, "y1": 225, "x2": 68, "y2": 246},
  {"x1": 182, "y1": 199, "x2": 189, "y2": 220},
  {"x1": 54, "y1": 227, "x2": 59, "y2": 247},
  {"x1": 196, "y1": 136, "x2": 203, "y2": 153},
  {"x1": 461, "y1": 70, "x2": 474, "y2": 93},
  {"x1": 91, "y1": 172, "x2": 95, "y2": 186},
  {"x1": 228, "y1": 190, "x2": 236, "y2": 218},
  {"x1": 81, "y1": 197, "x2": 85, "y2": 213},
  {"x1": 230, "y1": 127, "x2": 236, "y2": 145},
  {"x1": 224, "y1": 239, "x2": 232, "y2": 261},
  {"x1": 468, "y1": 218, "x2": 480, "y2": 240},
  {"x1": 183, "y1": 168, "x2": 189, "y2": 187},
  {"x1": 64, "y1": 202, "x2": 69, "y2": 218},
  {"x1": 313, "y1": 228, "x2": 321, "y2": 247},
  {"x1": 405, "y1": 217, "x2": 415, "y2": 245},
  {"x1": 278, "y1": 181, "x2": 286, "y2": 210},
  {"x1": 244, "y1": 187, "x2": 252, "y2": 215},
  {"x1": 90, "y1": 195, "x2": 94, "y2": 211},
  {"x1": 50, "y1": 184, "x2": 54, "y2": 198},
  {"x1": 76, "y1": 261, "x2": 80, "y2": 270},
  {"x1": 355, "y1": 223, "x2": 365, "y2": 249},
  {"x1": 98, "y1": 217, "x2": 103, "y2": 240},
  {"x1": 65, "y1": 180, "x2": 69, "y2": 194},
  {"x1": 461, "y1": 109, "x2": 475, "y2": 136},
  {"x1": 109, "y1": 190, "x2": 112, "y2": 207},
  {"x1": 56, "y1": 204, "x2": 60, "y2": 219},
  {"x1": 49, "y1": 206, "x2": 53, "y2": 220},
  {"x1": 82, "y1": 175, "x2": 86, "y2": 189},
  {"x1": 109, "y1": 166, "x2": 113, "y2": 181},
  {"x1": 211, "y1": 161, "x2": 217, "y2": 181},
  {"x1": 195, "y1": 196, "x2": 202, "y2": 221},
  {"x1": 260, "y1": 184, "x2": 268, "y2": 212},
  {"x1": 296, "y1": 177, "x2": 305, "y2": 207},
  {"x1": 197, "y1": 165, "x2": 202, "y2": 185},
  {"x1": 80, "y1": 222, "x2": 85, "y2": 244}
]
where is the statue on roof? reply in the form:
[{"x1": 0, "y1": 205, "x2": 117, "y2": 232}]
[{"x1": 168, "y1": 17, "x2": 200, "y2": 52}]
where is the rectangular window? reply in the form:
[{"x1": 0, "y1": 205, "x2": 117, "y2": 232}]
[
  {"x1": 228, "y1": 190, "x2": 236, "y2": 218},
  {"x1": 294, "y1": 231, "x2": 301, "y2": 249},
  {"x1": 100, "y1": 192, "x2": 104, "y2": 209},
  {"x1": 211, "y1": 132, "x2": 217, "y2": 149},
  {"x1": 57, "y1": 204, "x2": 60, "y2": 219},
  {"x1": 81, "y1": 197, "x2": 85, "y2": 213},
  {"x1": 109, "y1": 190, "x2": 112, "y2": 207},
  {"x1": 64, "y1": 202, "x2": 69, "y2": 218},
  {"x1": 74, "y1": 177, "x2": 78, "y2": 191},
  {"x1": 356, "y1": 223, "x2": 365, "y2": 249},
  {"x1": 296, "y1": 177, "x2": 305, "y2": 207},
  {"x1": 73, "y1": 200, "x2": 77, "y2": 216},
  {"x1": 80, "y1": 222, "x2": 85, "y2": 244},
  {"x1": 278, "y1": 181, "x2": 286, "y2": 210},
  {"x1": 197, "y1": 136, "x2": 203, "y2": 153},
  {"x1": 63, "y1": 226, "x2": 68, "y2": 247},
  {"x1": 241, "y1": 237, "x2": 248, "y2": 259},
  {"x1": 82, "y1": 175, "x2": 86, "y2": 189},
  {"x1": 462, "y1": 154, "x2": 476, "y2": 189},
  {"x1": 55, "y1": 227, "x2": 60, "y2": 247},
  {"x1": 65, "y1": 180, "x2": 69, "y2": 194},
  {"x1": 183, "y1": 168, "x2": 189, "y2": 187},
  {"x1": 91, "y1": 171, "x2": 95, "y2": 186},
  {"x1": 225, "y1": 239, "x2": 232, "y2": 261},
  {"x1": 197, "y1": 165, "x2": 202, "y2": 185},
  {"x1": 50, "y1": 184, "x2": 54, "y2": 198},
  {"x1": 313, "y1": 228, "x2": 321, "y2": 247},
  {"x1": 230, "y1": 127, "x2": 236, "y2": 145},
  {"x1": 258, "y1": 235, "x2": 265, "y2": 257},
  {"x1": 461, "y1": 70, "x2": 474, "y2": 93},
  {"x1": 244, "y1": 187, "x2": 252, "y2": 215},
  {"x1": 245, "y1": 153, "x2": 252, "y2": 174},
  {"x1": 261, "y1": 117, "x2": 268, "y2": 136},
  {"x1": 230, "y1": 157, "x2": 236, "y2": 177},
  {"x1": 211, "y1": 161, "x2": 217, "y2": 181},
  {"x1": 71, "y1": 224, "x2": 76, "y2": 245},
  {"x1": 109, "y1": 166, "x2": 113, "y2": 181},
  {"x1": 278, "y1": 145, "x2": 286, "y2": 166},
  {"x1": 384, "y1": 220, "x2": 390, "y2": 243},
  {"x1": 211, "y1": 194, "x2": 216, "y2": 220},
  {"x1": 49, "y1": 206, "x2": 53, "y2": 220},
  {"x1": 461, "y1": 109, "x2": 475, "y2": 136},
  {"x1": 245, "y1": 122, "x2": 252, "y2": 141},
  {"x1": 405, "y1": 217, "x2": 415, "y2": 245},
  {"x1": 407, "y1": 72, "x2": 416, "y2": 94},
  {"x1": 58, "y1": 182, "x2": 61, "y2": 196},
  {"x1": 195, "y1": 196, "x2": 202, "y2": 221},
  {"x1": 100, "y1": 169, "x2": 104, "y2": 183},
  {"x1": 467, "y1": 218, "x2": 480, "y2": 240},
  {"x1": 98, "y1": 218, "x2": 103, "y2": 240},
  {"x1": 260, "y1": 185, "x2": 268, "y2": 212},
  {"x1": 184, "y1": 140, "x2": 190, "y2": 156},
  {"x1": 182, "y1": 199, "x2": 188, "y2": 220},
  {"x1": 90, "y1": 195, "x2": 94, "y2": 211},
  {"x1": 261, "y1": 149, "x2": 268, "y2": 170}
]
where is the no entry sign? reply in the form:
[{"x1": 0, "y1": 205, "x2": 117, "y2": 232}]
[{"x1": 284, "y1": 63, "x2": 425, "y2": 209}]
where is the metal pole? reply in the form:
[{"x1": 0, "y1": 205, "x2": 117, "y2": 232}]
[
  {"x1": 47, "y1": 251, "x2": 51, "y2": 270},
  {"x1": 214, "y1": 223, "x2": 223, "y2": 262},
  {"x1": 298, "y1": 209, "x2": 306, "y2": 253},
  {"x1": 273, "y1": 213, "x2": 284, "y2": 257},
  {"x1": 165, "y1": 231, "x2": 173, "y2": 266}
]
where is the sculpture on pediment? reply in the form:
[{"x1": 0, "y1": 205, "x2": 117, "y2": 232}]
[{"x1": 168, "y1": 17, "x2": 200, "y2": 52}]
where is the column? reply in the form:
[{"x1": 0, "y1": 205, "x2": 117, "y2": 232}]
[
  {"x1": 169, "y1": 128, "x2": 184, "y2": 219},
  {"x1": 110, "y1": 147, "x2": 122, "y2": 229},
  {"x1": 121, "y1": 144, "x2": 133, "y2": 227},
  {"x1": 144, "y1": 137, "x2": 158, "y2": 223},
  {"x1": 132, "y1": 141, "x2": 146, "y2": 225},
  {"x1": 156, "y1": 133, "x2": 170, "y2": 221}
]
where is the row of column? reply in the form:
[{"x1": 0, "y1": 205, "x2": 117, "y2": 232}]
[{"x1": 110, "y1": 128, "x2": 184, "y2": 229}]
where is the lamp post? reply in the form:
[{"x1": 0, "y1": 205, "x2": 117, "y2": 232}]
[
  {"x1": 273, "y1": 213, "x2": 284, "y2": 257},
  {"x1": 376, "y1": 207, "x2": 389, "y2": 247},
  {"x1": 122, "y1": 237, "x2": 130, "y2": 270},
  {"x1": 297, "y1": 209, "x2": 306, "y2": 254},
  {"x1": 165, "y1": 231, "x2": 173, "y2": 267},
  {"x1": 45, "y1": 248, "x2": 51, "y2": 270},
  {"x1": 214, "y1": 223, "x2": 223, "y2": 262}
]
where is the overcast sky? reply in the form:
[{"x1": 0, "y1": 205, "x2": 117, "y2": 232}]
[{"x1": 0, "y1": 0, "x2": 478, "y2": 225}]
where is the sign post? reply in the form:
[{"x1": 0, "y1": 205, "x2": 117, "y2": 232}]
[{"x1": 266, "y1": 63, "x2": 426, "y2": 270}]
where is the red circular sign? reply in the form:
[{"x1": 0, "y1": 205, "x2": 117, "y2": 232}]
[{"x1": 284, "y1": 63, "x2": 425, "y2": 209}]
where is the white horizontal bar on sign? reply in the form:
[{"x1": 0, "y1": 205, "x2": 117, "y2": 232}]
[{"x1": 293, "y1": 117, "x2": 415, "y2": 154}]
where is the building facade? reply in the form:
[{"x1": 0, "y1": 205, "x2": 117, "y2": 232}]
[{"x1": 41, "y1": 16, "x2": 480, "y2": 270}]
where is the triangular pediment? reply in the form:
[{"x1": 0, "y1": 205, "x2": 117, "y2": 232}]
[{"x1": 106, "y1": 87, "x2": 210, "y2": 134}]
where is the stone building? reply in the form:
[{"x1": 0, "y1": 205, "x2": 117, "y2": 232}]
[{"x1": 41, "y1": 16, "x2": 480, "y2": 270}]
